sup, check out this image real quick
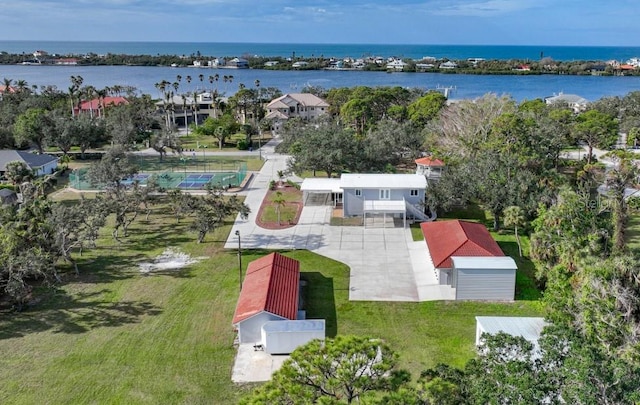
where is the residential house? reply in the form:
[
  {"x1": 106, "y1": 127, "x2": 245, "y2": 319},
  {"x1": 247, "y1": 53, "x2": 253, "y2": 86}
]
[
  {"x1": 0, "y1": 85, "x2": 16, "y2": 100},
  {"x1": 55, "y1": 58, "x2": 78, "y2": 65},
  {"x1": 155, "y1": 92, "x2": 217, "y2": 128},
  {"x1": 264, "y1": 93, "x2": 329, "y2": 133},
  {"x1": 0, "y1": 150, "x2": 58, "y2": 177},
  {"x1": 386, "y1": 59, "x2": 408, "y2": 71},
  {"x1": 292, "y1": 61, "x2": 309, "y2": 69},
  {"x1": 544, "y1": 92, "x2": 588, "y2": 112},
  {"x1": 415, "y1": 156, "x2": 445, "y2": 182},
  {"x1": 226, "y1": 57, "x2": 249, "y2": 69},
  {"x1": 301, "y1": 173, "x2": 431, "y2": 226},
  {"x1": 232, "y1": 252, "x2": 324, "y2": 353},
  {"x1": 421, "y1": 220, "x2": 517, "y2": 300},
  {"x1": 439, "y1": 61, "x2": 458, "y2": 69},
  {"x1": 75, "y1": 96, "x2": 129, "y2": 118},
  {"x1": 264, "y1": 61, "x2": 279, "y2": 67}
]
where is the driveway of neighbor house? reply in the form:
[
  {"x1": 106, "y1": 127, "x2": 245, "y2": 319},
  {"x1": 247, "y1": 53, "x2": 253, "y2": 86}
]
[{"x1": 224, "y1": 139, "x2": 455, "y2": 302}]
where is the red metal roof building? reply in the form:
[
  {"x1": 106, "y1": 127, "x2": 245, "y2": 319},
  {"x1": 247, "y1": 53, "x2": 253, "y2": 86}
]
[
  {"x1": 233, "y1": 252, "x2": 300, "y2": 327},
  {"x1": 420, "y1": 220, "x2": 504, "y2": 268}
]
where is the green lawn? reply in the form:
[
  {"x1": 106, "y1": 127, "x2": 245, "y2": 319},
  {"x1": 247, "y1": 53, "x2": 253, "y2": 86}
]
[
  {"x1": 0, "y1": 201, "x2": 543, "y2": 404},
  {"x1": 626, "y1": 211, "x2": 640, "y2": 253}
]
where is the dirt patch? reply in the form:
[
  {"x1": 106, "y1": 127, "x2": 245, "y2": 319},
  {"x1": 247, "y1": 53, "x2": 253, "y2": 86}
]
[{"x1": 139, "y1": 248, "x2": 198, "y2": 274}]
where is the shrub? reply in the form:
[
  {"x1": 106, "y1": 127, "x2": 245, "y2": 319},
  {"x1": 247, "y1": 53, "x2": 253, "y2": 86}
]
[
  {"x1": 269, "y1": 180, "x2": 277, "y2": 190},
  {"x1": 237, "y1": 139, "x2": 249, "y2": 150}
]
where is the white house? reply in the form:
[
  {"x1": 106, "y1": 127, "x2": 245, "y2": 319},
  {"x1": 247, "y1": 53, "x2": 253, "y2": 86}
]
[
  {"x1": 421, "y1": 220, "x2": 517, "y2": 300},
  {"x1": 232, "y1": 252, "x2": 325, "y2": 353},
  {"x1": 386, "y1": 59, "x2": 408, "y2": 71},
  {"x1": 0, "y1": 150, "x2": 58, "y2": 177},
  {"x1": 544, "y1": 92, "x2": 588, "y2": 112},
  {"x1": 226, "y1": 57, "x2": 249, "y2": 69},
  {"x1": 301, "y1": 173, "x2": 431, "y2": 226},
  {"x1": 439, "y1": 61, "x2": 458, "y2": 69}
]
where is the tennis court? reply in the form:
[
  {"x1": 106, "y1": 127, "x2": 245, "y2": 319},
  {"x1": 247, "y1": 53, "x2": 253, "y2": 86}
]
[{"x1": 70, "y1": 169, "x2": 246, "y2": 191}]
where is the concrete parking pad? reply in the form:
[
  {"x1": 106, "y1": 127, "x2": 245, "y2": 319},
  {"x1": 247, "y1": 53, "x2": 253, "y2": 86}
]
[{"x1": 231, "y1": 344, "x2": 289, "y2": 383}]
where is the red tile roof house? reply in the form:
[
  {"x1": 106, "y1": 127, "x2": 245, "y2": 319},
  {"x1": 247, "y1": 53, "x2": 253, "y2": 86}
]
[
  {"x1": 74, "y1": 96, "x2": 129, "y2": 118},
  {"x1": 232, "y1": 252, "x2": 324, "y2": 353},
  {"x1": 421, "y1": 220, "x2": 517, "y2": 301}
]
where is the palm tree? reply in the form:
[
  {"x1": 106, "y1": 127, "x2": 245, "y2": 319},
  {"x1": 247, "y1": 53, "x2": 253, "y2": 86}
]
[
  {"x1": 272, "y1": 191, "x2": 286, "y2": 225},
  {"x1": 503, "y1": 205, "x2": 526, "y2": 257},
  {"x1": 606, "y1": 158, "x2": 638, "y2": 253}
]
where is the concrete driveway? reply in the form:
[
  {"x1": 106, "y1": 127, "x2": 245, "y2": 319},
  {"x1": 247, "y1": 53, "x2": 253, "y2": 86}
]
[{"x1": 224, "y1": 139, "x2": 454, "y2": 302}]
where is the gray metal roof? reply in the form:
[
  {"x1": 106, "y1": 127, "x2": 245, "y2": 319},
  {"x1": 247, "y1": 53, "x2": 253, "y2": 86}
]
[
  {"x1": 475, "y1": 316, "x2": 546, "y2": 344},
  {"x1": 0, "y1": 150, "x2": 58, "y2": 171}
]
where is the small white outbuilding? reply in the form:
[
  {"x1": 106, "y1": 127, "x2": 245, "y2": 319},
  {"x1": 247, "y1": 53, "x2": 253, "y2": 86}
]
[
  {"x1": 261, "y1": 320, "x2": 325, "y2": 354},
  {"x1": 451, "y1": 256, "x2": 518, "y2": 301}
]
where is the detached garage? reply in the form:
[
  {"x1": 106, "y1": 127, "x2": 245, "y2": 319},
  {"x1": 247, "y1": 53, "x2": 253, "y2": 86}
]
[{"x1": 451, "y1": 256, "x2": 517, "y2": 301}]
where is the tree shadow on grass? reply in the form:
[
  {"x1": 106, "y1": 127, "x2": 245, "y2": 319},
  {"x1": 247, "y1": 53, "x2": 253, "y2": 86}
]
[
  {"x1": 0, "y1": 287, "x2": 162, "y2": 340},
  {"x1": 301, "y1": 272, "x2": 337, "y2": 338},
  {"x1": 496, "y1": 240, "x2": 542, "y2": 301}
]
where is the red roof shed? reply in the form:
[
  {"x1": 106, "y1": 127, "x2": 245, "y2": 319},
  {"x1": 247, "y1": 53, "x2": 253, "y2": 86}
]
[
  {"x1": 232, "y1": 252, "x2": 300, "y2": 324},
  {"x1": 420, "y1": 220, "x2": 504, "y2": 268}
]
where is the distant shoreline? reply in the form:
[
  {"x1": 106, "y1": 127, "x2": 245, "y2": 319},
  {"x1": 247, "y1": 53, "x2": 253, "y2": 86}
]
[{"x1": 2, "y1": 51, "x2": 638, "y2": 77}]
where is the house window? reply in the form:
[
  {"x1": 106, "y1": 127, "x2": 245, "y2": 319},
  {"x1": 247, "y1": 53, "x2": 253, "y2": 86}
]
[
  {"x1": 355, "y1": 189, "x2": 362, "y2": 197},
  {"x1": 310, "y1": 107, "x2": 314, "y2": 110},
  {"x1": 379, "y1": 189, "x2": 390, "y2": 200},
  {"x1": 410, "y1": 189, "x2": 419, "y2": 196}
]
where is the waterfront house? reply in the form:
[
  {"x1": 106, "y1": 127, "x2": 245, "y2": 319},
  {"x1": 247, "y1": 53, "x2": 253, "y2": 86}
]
[
  {"x1": 544, "y1": 92, "x2": 588, "y2": 112},
  {"x1": 439, "y1": 61, "x2": 458, "y2": 69},
  {"x1": 292, "y1": 61, "x2": 309, "y2": 68},
  {"x1": 226, "y1": 57, "x2": 249, "y2": 69},
  {"x1": 386, "y1": 59, "x2": 408, "y2": 71},
  {"x1": 264, "y1": 93, "x2": 329, "y2": 132}
]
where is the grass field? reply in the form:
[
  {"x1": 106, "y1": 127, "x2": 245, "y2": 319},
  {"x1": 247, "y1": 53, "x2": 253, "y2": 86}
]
[{"x1": 0, "y1": 201, "x2": 543, "y2": 404}]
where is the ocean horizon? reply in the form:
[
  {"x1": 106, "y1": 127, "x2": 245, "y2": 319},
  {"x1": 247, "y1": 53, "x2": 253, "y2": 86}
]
[{"x1": 2, "y1": 41, "x2": 640, "y2": 62}]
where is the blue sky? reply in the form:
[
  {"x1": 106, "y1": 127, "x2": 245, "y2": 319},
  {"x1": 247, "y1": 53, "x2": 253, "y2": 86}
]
[{"x1": 1, "y1": 0, "x2": 637, "y2": 46}]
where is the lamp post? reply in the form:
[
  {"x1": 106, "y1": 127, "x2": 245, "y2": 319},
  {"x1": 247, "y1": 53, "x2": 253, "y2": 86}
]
[
  {"x1": 235, "y1": 230, "x2": 242, "y2": 291},
  {"x1": 200, "y1": 144, "x2": 208, "y2": 172}
]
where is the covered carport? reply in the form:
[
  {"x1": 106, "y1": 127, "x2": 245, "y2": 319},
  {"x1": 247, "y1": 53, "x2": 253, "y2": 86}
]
[
  {"x1": 301, "y1": 178, "x2": 342, "y2": 206},
  {"x1": 363, "y1": 199, "x2": 407, "y2": 229}
]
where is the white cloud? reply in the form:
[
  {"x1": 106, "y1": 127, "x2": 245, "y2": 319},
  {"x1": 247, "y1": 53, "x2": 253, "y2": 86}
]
[{"x1": 429, "y1": 0, "x2": 541, "y2": 16}]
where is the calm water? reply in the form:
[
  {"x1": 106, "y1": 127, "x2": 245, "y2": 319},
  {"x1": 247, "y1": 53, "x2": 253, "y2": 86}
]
[
  {"x1": 2, "y1": 64, "x2": 640, "y2": 102},
  {"x1": 2, "y1": 41, "x2": 640, "y2": 62}
]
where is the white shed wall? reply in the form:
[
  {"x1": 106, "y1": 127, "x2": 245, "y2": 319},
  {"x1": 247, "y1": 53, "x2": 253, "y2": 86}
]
[
  {"x1": 261, "y1": 320, "x2": 325, "y2": 354},
  {"x1": 236, "y1": 312, "x2": 286, "y2": 344},
  {"x1": 455, "y1": 268, "x2": 515, "y2": 301}
]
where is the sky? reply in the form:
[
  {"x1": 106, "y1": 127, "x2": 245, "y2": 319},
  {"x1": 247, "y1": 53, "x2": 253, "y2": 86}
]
[{"x1": 0, "y1": 0, "x2": 638, "y2": 46}]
